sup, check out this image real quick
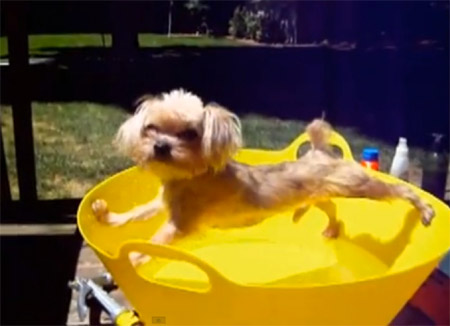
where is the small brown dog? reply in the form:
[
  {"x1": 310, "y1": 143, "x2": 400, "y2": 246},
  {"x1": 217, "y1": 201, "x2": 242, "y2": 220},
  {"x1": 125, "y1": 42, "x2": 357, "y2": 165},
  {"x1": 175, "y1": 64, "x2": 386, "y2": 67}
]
[{"x1": 92, "y1": 89, "x2": 434, "y2": 262}]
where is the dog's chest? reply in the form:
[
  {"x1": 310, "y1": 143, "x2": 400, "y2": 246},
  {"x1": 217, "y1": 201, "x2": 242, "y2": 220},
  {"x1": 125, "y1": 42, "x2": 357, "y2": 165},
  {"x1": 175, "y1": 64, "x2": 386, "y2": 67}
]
[{"x1": 164, "y1": 175, "x2": 254, "y2": 227}]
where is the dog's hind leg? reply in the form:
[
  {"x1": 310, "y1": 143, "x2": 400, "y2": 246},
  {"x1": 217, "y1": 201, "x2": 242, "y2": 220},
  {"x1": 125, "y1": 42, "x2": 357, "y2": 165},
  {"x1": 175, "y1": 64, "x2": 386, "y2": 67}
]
[
  {"x1": 315, "y1": 201, "x2": 340, "y2": 238},
  {"x1": 323, "y1": 164, "x2": 435, "y2": 227},
  {"x1": 293, "y1": 205, "x2": 310, "y2": 223},
  {"x1": 351, "y1": 177, "x2": 435, "y2": 226}
]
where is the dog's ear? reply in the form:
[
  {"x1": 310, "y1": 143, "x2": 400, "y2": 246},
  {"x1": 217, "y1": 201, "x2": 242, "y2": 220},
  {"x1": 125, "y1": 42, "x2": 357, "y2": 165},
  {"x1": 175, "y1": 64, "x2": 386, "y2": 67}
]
[
  {"x1": 114, "y1": 97, "x2": 155, "y2": 156},
  {"x1": 202, "y1": 103, "x2": 242, "y2": 170},
  {"x1": 133, "y1": 94, "x2": 157, "y2": 109}
]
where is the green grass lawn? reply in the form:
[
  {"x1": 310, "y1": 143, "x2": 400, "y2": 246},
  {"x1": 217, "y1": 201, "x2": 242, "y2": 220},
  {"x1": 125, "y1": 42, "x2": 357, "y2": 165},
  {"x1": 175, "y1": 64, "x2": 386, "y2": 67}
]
[
  {"x1": 0, "y1": 33, "x2": 247, "y2": 57},
  {"x1": 1, "y1": 102, "x2": 428, "y2": 200},
  {"x1": 139, "y1": 33, "x2": 245, "y2": 48}
]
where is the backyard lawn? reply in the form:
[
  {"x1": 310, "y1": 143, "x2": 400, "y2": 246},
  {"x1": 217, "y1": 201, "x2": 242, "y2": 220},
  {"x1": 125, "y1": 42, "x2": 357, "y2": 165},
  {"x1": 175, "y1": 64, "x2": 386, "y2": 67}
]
[
  {"x1": 0, "y1": 102, "x2": 428, "y2": 200},
  {"x1": 0, "y1": 33, "x2": 249, "y2": 57}
]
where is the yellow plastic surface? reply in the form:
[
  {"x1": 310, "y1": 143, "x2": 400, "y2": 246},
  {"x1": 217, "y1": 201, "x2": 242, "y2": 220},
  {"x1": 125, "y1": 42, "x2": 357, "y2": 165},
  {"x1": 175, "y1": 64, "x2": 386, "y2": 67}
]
[
  {"x1": 115, "y1": 310, "x2": 141, "y2": 326},
  {"x1": 78, "y1": 131, "x2": 450, "y2": 325}
]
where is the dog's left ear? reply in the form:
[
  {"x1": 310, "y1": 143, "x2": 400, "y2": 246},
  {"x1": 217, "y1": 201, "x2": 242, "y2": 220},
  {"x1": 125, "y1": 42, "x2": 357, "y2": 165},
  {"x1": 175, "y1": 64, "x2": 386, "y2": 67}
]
[{"x1": 202, "y1": 103, "x2": 242, "y2": 170}]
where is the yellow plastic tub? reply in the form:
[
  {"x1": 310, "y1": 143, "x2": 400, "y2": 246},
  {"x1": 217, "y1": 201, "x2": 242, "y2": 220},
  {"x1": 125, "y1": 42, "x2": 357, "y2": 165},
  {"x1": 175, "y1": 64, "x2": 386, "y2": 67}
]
[{"x1": 77, "y1": 131, "x2": 450, "y2": 325}]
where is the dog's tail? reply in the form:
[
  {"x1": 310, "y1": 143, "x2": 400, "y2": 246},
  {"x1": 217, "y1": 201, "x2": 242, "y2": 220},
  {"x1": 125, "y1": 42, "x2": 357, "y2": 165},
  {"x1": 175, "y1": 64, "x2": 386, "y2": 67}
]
[{"x1": 306, "y1": 118, "x2": 332, "y2": 151}]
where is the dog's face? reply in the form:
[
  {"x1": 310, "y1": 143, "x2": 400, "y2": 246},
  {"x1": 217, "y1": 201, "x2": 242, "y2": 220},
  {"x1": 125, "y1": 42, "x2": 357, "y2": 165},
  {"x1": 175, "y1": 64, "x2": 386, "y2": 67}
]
[{"x1": 115, "y1": 90, "x2": 242, "y2": 180}]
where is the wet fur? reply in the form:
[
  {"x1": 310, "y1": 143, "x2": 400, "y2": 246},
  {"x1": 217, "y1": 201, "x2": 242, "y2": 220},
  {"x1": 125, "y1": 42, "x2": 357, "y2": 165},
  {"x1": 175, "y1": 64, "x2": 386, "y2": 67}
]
[{"x1": 92, "y1": 90, "x2": 435, "y2": 264}]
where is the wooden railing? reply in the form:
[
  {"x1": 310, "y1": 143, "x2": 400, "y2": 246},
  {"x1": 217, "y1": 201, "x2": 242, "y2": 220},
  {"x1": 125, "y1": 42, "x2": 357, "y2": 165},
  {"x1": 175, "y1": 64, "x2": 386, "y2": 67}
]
[{"x1": 1, "y1": 2, "x2": 137, "y2": 223}]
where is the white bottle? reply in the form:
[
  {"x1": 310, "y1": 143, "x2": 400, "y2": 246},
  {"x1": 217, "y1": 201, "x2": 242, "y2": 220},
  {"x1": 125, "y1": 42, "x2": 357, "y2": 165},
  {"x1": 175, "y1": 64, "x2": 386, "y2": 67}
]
[{"x1": 390, "y1": 137, "x2": 410, "y2": 181}]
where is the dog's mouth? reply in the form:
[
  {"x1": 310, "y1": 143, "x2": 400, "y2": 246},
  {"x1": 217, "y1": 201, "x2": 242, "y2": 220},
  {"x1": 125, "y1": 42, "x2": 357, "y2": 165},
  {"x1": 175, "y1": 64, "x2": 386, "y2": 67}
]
[
  {"x1": 144, "y1": 153, "x2": 171, "y2": 165},
  {"x1": 153, "y1": 153, "x2": 172, "y2": 162}
]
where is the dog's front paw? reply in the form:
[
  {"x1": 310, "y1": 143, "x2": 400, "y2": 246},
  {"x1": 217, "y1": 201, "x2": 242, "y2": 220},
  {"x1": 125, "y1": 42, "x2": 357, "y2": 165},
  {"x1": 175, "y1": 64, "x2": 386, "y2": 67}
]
[
  {"x1": 92, "y1": 199, "x2": 110, "y2": 223},
  {"x1": 92, "y1": 199, "x2": 129, "y2": 226},
  {"x1": 129, "y1": 252, "x2": 151, "y2": 267},
  {"x1": 421, "y1": 203, "x2": 435, "y2": 227}
]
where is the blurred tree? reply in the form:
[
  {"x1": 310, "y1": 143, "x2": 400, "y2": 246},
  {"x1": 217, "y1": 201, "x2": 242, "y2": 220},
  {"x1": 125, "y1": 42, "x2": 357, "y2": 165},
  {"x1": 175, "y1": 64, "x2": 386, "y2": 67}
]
[
  {"x1": 167, "y1": 0, "x2": 174, "y2": 36},
  {"x1": 184, "y1": 0, "x2": 210, "y2": 35},
  {"x1": 229, "y1": 0, "x2": 297, "y2": 44},
  {"x1": 229, "y1": 6, "x2": 248, "y2": 39}
]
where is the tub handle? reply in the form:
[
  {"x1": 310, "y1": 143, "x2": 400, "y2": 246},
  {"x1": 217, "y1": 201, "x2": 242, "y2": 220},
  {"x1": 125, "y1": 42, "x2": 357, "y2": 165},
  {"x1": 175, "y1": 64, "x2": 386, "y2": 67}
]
[
  {"x1": 284, "y1": 130, "x2": 354, "y2": 161},
  {"x1": 119, "y1": 241, "x2": 232, "y2": 292}
]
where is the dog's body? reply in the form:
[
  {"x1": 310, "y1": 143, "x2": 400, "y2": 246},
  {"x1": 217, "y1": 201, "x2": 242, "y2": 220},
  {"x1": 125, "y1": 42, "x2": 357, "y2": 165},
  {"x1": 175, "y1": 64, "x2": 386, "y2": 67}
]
[{"x1": 92, "y1": 90, "x2": 434, "y2": 263}]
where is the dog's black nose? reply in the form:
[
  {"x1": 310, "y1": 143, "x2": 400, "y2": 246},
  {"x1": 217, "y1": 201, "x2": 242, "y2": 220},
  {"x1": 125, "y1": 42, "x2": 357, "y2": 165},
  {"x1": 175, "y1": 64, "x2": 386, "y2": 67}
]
[{"x1": 154, "y1": 142, "x2": 171, "y2": 158}]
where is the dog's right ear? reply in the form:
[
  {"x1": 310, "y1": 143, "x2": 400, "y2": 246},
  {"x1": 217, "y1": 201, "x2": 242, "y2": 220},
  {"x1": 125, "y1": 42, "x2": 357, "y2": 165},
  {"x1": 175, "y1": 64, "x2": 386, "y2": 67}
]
[{"x1": 114, "y1": 97, "x2": 155, "y2": 156}]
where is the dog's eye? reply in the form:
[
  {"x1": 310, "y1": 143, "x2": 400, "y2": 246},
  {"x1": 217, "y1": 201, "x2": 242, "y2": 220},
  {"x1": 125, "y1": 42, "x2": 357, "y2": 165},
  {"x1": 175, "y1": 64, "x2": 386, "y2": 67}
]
[
  {"x1": 143, "y1": 124, "x2": 159, "y2": 132},
  {"x1": 177, "y1": 128, "x2": 198, "y2": 141}
]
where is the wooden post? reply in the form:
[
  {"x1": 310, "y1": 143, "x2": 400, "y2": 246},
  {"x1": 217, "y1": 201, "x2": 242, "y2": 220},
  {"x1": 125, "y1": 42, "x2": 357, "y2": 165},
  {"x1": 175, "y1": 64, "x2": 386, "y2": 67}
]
[
  {"x1": 1, "y1": 132, "x2": 12, "y2": 207},
  {"x1": 5, "y1": 2, "x2": 38, "y2": 205},
  {"x1": 110, "y1": 2, "x2": 139, "y2": 57}
]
